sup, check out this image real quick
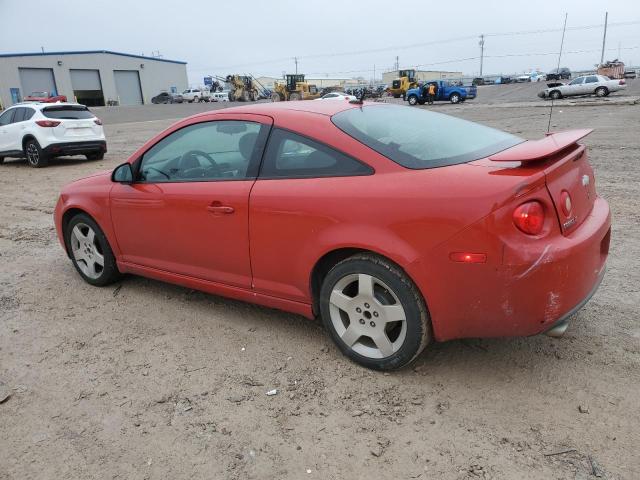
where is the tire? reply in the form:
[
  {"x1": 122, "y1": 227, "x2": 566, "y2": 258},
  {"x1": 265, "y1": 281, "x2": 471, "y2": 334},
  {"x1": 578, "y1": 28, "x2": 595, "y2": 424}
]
[
  {"x1": 289, "y1": 92, "x2": 302, "y2": 101},
  {"x1": 86, "y1": 152, "x2": 105, "y2": 161},
  {"x1": 65, "y1": 213, "x2": 121, "y2": 287},
  {"x1": 319, "y1": 253, "x2": 431, "y2": 371},
  {"x1": 407, "y1": 95, "x2": 418, "y2": 106},
  {"x1": 242, "y1": 91, "x2": 250, "y2": 102},
  {"x1": 193, "y1": 96, "x2": 199, "y2": 103},
  {"x1": 550, "y1": 90, "x2": 562, "y2": 100},
  {"x1": 271, "y1": 92, "x2": 281, "y2": 102},
  {"x1": 449, "y1": 93, "x2": 460, "y2": 104},
  {"x1": 595, "y1": 86, "x2": 608, "y2": 97},
  {"x1": 0, "y1": 157, "x2": 4, "y2": 164},
  {"x1": 24, "y1": 138, "x2": 48, "y2": 168}
]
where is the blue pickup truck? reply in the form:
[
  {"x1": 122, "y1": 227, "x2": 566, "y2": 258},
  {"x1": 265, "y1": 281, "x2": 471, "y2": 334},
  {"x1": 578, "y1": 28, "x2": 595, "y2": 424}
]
[{"x1": 405, "y1": 80, "x2": 477, "y2": 105}]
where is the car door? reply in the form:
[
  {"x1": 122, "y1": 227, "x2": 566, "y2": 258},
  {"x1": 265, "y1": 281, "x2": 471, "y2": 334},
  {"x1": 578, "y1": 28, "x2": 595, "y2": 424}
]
[
  {"x1": 0, "y1": 109, "x2": 16, "y2": 152},
  {"x1": 563, "y1": 77, "x2": 584, "y2": 96},
  {"x1": 110, "y1": 114, "x2": 272, "y2": 288}
]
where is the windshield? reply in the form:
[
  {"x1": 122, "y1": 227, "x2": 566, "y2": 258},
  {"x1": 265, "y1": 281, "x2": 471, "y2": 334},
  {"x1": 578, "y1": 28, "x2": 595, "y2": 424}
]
[
  {"x1": 42, "y1": 105, "x2": 94, "y2": 119},
  {"x1": 331, "y1": 105, "x2": 522, "y2": 169}
]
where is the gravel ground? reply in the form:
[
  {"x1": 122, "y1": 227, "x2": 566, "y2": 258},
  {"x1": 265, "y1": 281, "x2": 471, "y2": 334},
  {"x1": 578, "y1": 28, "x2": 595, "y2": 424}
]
[{"x1": 0, "y1": 95, "x2": 639, "y2": 480}]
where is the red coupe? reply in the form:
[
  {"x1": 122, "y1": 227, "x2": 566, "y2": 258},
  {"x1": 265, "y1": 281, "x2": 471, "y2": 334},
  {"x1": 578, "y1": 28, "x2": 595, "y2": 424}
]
[
  {"x1": 53, "y1": 101, "x2": 610, "y2": 370},
  {"x1": 23, "y1": 91, "x2": 67, "y2": 103}
]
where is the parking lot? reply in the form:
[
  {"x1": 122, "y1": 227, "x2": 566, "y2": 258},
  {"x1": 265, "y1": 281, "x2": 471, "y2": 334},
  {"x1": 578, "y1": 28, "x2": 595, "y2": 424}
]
[{"x1": 1, "y1": 87, "x2": 639, "y2": 479}]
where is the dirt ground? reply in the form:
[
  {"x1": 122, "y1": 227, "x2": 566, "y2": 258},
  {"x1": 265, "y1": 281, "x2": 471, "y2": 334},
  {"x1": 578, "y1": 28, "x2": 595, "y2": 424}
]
[{"x1": 1, "y1": 92, "x2": 639, "y2": 479}]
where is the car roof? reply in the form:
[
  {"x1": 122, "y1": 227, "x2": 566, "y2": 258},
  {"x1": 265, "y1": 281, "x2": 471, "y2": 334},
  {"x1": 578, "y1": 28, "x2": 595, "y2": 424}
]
[
  {"x1": 7, "y1": 101, "x2": 88, "y2": 110},
  {"x1": 195, "y1": 99, "x2": 365, "y2": 118}
]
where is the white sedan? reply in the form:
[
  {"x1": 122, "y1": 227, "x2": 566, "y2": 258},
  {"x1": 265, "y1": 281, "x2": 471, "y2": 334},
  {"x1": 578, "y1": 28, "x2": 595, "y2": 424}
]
[
  {"x1": 539, "y1": 75, "x2": 626, "y2": 99},
  {"x1": 315, "y1": 92, "x2": 356, "y2": 101}
]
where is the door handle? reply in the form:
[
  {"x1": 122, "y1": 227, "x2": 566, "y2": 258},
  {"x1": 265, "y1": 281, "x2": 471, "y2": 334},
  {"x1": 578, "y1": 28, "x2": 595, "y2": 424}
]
[{"x1": 207, "y1": 204, "x2": 234, "y2": 214}]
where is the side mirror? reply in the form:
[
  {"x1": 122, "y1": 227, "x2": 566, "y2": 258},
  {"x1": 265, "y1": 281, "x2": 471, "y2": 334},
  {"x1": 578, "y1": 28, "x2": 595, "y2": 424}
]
[{"x1": 112, "y1": 162, "x2": 133, "y2": 184}]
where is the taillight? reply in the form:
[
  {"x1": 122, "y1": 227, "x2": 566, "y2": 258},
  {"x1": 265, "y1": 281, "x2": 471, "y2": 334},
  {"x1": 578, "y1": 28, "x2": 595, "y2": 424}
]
[
  {"x1": 35, "y1": 120, "x2": 61, "y2": 127},
  {"x1": 619, "y1": 79, "x2": 626, "y2": 85},
  {"x1": 513, "y1": 201, "x2": 545, "y2": 235},
  {"x1": 94, "y1": 118, "x2": 103, "y2": 125}
]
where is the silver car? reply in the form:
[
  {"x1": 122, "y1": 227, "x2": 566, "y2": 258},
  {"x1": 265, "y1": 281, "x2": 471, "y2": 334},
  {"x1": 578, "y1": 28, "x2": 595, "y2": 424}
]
[{"x1": 538, "y1": 74, "x2": 626, "y2": 99}]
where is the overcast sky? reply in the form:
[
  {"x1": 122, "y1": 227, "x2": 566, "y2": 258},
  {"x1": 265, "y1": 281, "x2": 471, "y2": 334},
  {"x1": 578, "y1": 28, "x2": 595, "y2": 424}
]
[{"x1": 1, "y1": 0, "x2": 638, "y2": 84}]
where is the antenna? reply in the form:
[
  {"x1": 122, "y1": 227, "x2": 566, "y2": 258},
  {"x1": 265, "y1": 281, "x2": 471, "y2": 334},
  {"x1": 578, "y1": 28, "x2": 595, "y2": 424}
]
[{"x1": 547, "y1": 13, "x2": 568, "y2": 134}]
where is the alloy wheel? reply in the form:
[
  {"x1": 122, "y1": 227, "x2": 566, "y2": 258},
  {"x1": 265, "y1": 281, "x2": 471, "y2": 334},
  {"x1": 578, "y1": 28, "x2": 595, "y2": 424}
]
[
  {"x1": 26, "y1": 143, "x2": 39, "y2": 165},
  {"x1": 70, "y1": 223, "x2": 104, "y2": 279},
  {"x1": 329, "y1": 273, "x2": 407, "y2": 359}
]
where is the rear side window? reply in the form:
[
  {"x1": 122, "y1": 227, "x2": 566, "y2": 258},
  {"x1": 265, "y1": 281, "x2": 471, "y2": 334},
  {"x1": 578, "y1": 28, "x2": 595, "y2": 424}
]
[
  {"x1": 332, "y1": 105, "x2": 522, "y2": 169},
  {"x1": 23, "y1": 108, "x2": 35, "y2": 121},
  {"x1": 585, "y1": 76, "x2": 599, "y2": 83},
  {"x1": 0, "y1": 109, "x2": 15, "y2": 126},
  {"x1": 260, "y1": 129, "x2": 372, "y2": 179},
  {"x1": 42, "y1": 105, "x2": 94, "y2": 119}
]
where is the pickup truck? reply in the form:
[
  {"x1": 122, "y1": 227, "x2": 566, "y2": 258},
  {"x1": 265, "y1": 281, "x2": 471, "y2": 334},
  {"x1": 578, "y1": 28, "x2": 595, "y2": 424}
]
[
  {"x1": 405, "y1": 81, "x2": 477, "y2": 105},
  {"x1": 180, "y1": 88, "x2": 211, "y2": 103}
]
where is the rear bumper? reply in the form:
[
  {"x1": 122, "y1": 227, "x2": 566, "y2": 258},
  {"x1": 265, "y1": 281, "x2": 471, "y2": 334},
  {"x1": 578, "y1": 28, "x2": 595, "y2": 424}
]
[
  {"x1": 44, "y1": 141, "x2": 107, "y2": 156},
  {"x1": 414, "y1": 196, "x2": 611, "y2": 341}
]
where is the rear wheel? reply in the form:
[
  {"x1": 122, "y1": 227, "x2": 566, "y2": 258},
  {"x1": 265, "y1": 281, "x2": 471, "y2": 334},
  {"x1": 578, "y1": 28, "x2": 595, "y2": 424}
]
[
  {"x1": 449, "y1": 93, "x2": 461, "y2": 104},
  {"x1": 320, "y1": 253, "x2": 431, "y2": 370},
  {"x1": 550, "y1": 90, "x2": 562, "y2": 100},
  {"x1": 25, "y1": 139, "x2": 48, "y2": 168},
  {"x1": 595, "y1": 86, "x2": 608, "y2": 97},
  {"x1": 65, "y1": 213, "x2": 121, "y2": 286},
  {"x1": 193, "y1": 96, "x2": 199, "y2": 103}
]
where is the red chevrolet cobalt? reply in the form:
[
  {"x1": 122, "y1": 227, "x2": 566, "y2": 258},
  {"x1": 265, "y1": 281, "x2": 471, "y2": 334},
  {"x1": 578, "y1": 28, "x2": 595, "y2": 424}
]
[{"x1": 54, "y1": 102, "x2": 610, "y2": 370}]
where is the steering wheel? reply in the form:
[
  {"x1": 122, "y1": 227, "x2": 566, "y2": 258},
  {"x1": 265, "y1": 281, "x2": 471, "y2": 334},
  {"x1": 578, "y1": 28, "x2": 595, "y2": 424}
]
[{"x1": 178, "y1": 150, "x2": 220, "y2": 175}]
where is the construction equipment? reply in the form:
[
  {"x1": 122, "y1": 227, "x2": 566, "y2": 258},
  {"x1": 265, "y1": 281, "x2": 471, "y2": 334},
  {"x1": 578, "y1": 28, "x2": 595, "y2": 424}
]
[
  {"x1": 226, "y1": 75, "x2": 260, "y2": 102},
  {"x1": 387, "y1": 69, "x2": 418, "y2": 99},
  {"x1": 271, "y1": 74, "x2": 321, "y2": 101}
]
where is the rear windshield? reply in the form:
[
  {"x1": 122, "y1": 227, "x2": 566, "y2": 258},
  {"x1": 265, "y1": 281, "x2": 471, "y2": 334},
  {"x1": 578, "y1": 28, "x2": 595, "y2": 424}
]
[
  {"x1": 42, "y1": 105, "x2": 94, "y2": 120},
  {"x1": 332, "y1": 105, "x2": 522, "y2": 169}
]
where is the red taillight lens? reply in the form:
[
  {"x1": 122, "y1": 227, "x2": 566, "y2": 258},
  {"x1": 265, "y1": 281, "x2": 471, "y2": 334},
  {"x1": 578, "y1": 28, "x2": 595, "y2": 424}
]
[
  {"x1": 94, "y1": 118, "x2": 102, "y2": 125},
  {"x1": 619, "y1": 79, "x2": 626, "y2": 85},
  {"x1": 35, "y1": 120, "x2": 61, "y2": 127},
  {"x1": 513, "y1": 201, "x2": 545, "y2": 235}
]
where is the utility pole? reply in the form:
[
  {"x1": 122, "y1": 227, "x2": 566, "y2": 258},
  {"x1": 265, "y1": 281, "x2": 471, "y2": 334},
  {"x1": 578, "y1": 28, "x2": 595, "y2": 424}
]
[
  {"x1": 600, "y1": 12, "x2": 608, "y2": 65},
  {"x1": 294, "y1": 57, "x2": 298, "y2": 75},
  {"x1": 373, "y1": 64, "x2": 376, "y2": 84},
  {"x1": 395, "y1": 56, "x2": 399, "y2": 72},
  {"x1": 478, "y1": 34, "x2": 485, "y2": 77}
]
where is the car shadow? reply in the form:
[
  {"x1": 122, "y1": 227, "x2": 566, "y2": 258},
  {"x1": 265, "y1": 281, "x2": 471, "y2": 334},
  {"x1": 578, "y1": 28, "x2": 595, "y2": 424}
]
[{"x1": 1, "y1": 155, "x2": 99, "y2": 168}]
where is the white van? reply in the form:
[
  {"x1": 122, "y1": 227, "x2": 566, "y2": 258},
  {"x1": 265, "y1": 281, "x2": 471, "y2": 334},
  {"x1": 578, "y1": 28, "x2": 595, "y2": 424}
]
[{"x1": 211, "y1": 91, "x2": 230, "y2": 102}]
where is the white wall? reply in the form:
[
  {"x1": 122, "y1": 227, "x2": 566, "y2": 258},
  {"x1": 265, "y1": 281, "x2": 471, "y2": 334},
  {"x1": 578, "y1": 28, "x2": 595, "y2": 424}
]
[{"x1": 0, "y1": 52, "x2": 188, "y2": 108}]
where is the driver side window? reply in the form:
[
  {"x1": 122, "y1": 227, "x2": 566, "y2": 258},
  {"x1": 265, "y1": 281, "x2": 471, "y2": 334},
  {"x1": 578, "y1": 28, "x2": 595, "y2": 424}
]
[{"x1": 138, "y1": 121, "x2": 263, "y2": 183}]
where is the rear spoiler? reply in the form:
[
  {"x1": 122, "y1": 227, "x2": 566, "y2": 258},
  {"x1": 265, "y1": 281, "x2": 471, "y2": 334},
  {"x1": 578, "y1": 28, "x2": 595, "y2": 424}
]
[{"x1": 489, "y1": 129, "x2": 593, "y2": 162}]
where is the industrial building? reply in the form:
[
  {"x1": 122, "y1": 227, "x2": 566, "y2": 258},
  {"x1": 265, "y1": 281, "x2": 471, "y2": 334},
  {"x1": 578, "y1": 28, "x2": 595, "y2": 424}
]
[
  {"x1": 382, "y1": 69, "x2": 464, "y2": 85},
  {"x1": 0, "y1": 50, "x2": 188, "y2": 108}
]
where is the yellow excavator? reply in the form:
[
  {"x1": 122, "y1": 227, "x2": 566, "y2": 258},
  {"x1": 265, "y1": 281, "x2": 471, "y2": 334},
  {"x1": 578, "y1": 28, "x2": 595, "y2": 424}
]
[
  {"x1": 271, "y1": 74, "x2": 321, "y2": 101},
  {"x1": 226, "y1": 75, "x2": 260, "y2": 102},
  {"x1": 387, "y1": 69, "x2": 418, "y2": 99}
]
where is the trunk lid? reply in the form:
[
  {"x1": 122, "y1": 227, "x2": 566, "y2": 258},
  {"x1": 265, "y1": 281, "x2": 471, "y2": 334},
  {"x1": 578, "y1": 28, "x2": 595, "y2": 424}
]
[{"x1": 486, "y1": 129, "x2": 596, "y2": 235}]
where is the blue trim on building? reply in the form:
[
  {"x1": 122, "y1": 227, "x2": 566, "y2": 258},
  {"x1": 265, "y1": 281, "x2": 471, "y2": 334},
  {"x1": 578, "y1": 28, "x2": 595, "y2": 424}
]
[{"x1": 0, "y1": 50, "x2": 186, "y2": 65}]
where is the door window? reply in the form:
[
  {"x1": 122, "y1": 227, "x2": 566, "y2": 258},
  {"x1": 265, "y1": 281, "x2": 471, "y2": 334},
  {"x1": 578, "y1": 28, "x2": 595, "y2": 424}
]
[
  {"x1": 585, "y1": 76, "x2": 599, "y2": 83},
  {"x1": 260, "y1": 128, "x2": 373, "y2": 178},
  {"x1": 12, "y1": 108, "x2": 26, "y2": 123},
  {"x1": 138, "y1": 121, "x2": 265, "y2": 182},
  {"x1": 569, "y1": 77, "x2": 584, "y2": 85},
  {"x1": 0, "y1": 109, "x2": 15, "y2": 126}
]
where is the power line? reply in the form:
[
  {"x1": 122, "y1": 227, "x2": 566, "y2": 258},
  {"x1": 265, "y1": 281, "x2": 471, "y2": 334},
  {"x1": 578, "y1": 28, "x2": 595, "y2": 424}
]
[{"x1": 193, "y1": 19, "x2": 640, "y2": 72}]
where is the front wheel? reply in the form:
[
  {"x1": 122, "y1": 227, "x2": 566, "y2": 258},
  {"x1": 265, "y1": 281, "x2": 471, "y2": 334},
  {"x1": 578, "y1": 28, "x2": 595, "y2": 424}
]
[
  {"x1": 320, "y1": 253, "x2": 431, "y2": 371},
  {"x1": 65, "y1": 213, "x2": 121, "y2": 286},
  {"x1": 407, "y1": 95, "x2": 418, "y2": 106},
  {"x1": 550, "y1": 90, "x2": 562, "y2": 100},
  {"x1": 25, "y1": 139, "x2": 48, "y2": 168},
  {"x1": 449, "y1": 93, "x2": 461, "y2": 104}
]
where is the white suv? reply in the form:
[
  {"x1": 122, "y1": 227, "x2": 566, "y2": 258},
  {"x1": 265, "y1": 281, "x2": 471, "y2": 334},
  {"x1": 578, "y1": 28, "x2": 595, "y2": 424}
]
[{"x1": 0, "y1": 103, "x2": 106, "y2": 168}]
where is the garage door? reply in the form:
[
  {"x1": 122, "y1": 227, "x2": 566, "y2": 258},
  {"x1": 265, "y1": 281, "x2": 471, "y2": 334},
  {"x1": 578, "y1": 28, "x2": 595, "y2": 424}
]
[
  {"x1": 19, "y1": 68, "x2": 58, "y2": 97},
  {"x1": 114, "y1": 70, "x2": 143, "y2": 105},
  {"x1": 70, "y1": 69, "x2": 105, "y2": 106}
]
